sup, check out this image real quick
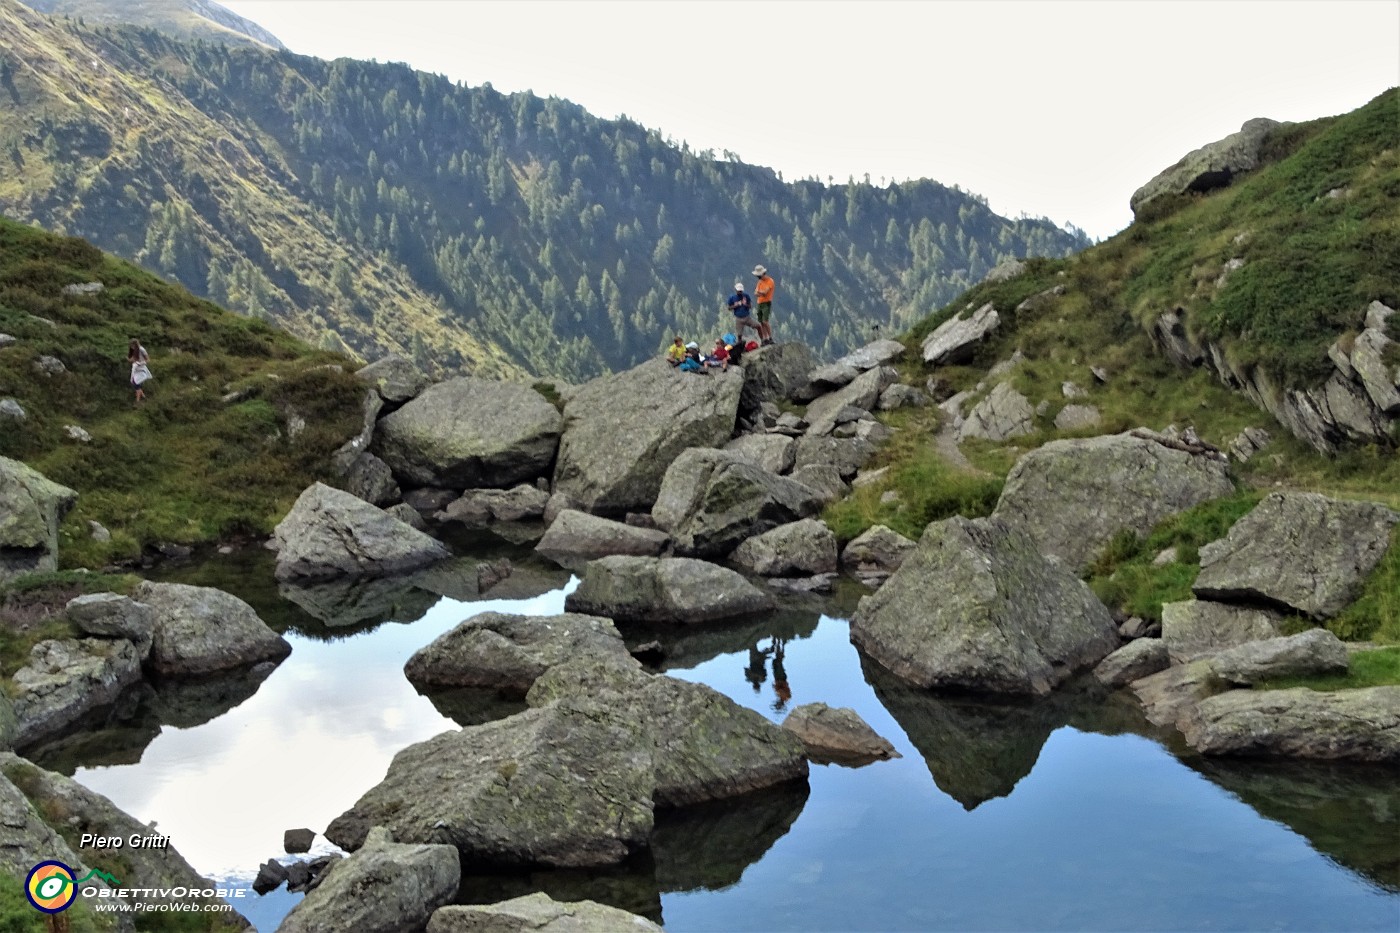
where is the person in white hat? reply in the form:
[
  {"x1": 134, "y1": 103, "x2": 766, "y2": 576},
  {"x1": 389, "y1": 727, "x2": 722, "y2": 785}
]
[
  {"x1": 727, "y1": 281, "x2": 759, "y2": 340},
  {"x1": 752, "y1": 265, "x2": 775, "y2": 345}
]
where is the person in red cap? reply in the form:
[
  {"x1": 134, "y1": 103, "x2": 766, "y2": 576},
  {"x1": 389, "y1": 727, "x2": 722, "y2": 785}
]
[{"x1": 753, "y1": 264, "x2": 775, "y2": 345}]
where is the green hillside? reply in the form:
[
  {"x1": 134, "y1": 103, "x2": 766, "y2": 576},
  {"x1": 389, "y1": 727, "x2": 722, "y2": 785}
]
[
  {"x1": 16, "y1": 0, "x2": 284, "y2": 49},
  {"x1": 0, "y1": 0, "x2": 1089, "y2": 381},
  {"x1": 0, "y1": 214, "x2": 365, "y2": 570},
  {"x1": 829, "y1": 88, "x2": 1400, "y2": 642}
]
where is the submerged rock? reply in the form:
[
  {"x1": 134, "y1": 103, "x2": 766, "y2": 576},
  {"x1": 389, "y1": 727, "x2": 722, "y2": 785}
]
[
  {"x1": 565, "y1": 555, "x2": 773, "y2": 624},
  {"x1": 781, "y1": 702, "x2": 900, "y2": 765},
  {"x1": 851, "y1": 516, "x2": 1119, "y2": 696}
]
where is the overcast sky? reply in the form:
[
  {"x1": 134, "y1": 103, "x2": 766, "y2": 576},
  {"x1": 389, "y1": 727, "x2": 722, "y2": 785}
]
[{"x1": 220, "y1": 0, "x2": 1399, "y2": 241}]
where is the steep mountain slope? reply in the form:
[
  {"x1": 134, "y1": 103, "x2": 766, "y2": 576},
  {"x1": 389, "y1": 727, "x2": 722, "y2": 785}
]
[
  {"x1": 0, "y1": 214, "x2": 365, "y2": 570},
  {"x1": 0, "y1": 0, "x2": 1089, "y2": 380},
  {"x1": 17, "y1": 0, "x2": 284, "y2": 49}
]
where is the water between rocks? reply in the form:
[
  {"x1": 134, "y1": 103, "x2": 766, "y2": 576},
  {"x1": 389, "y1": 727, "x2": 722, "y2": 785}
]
[{"x1": 26, "y1": 542, "x2": 1399, "y2": 932}]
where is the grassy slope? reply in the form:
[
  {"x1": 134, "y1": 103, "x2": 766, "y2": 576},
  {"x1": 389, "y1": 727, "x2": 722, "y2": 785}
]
[
  {"x1": 824, "y1": 90, "x2": 1400, "y2": 644},
  {"x1": 0, "y1": 214, "x2": 366, "y2": 570}
]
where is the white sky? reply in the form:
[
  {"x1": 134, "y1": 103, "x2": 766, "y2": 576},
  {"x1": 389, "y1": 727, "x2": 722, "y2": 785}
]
[{"x1": 219, "y1": 0, "x2": 1400, "y2": 241}]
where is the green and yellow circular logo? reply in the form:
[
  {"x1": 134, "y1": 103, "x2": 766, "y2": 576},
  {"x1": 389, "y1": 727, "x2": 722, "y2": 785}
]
[{"x1": 25, "y1": 860, "x2": 77, "y2": 914}]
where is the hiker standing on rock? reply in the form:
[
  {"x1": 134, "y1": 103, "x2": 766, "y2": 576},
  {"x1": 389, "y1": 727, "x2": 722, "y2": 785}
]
[
  {"x1": 128, "y1": 338, "x2": 151, "y2": 404},
  {"x1": 727, "y1": 281, "x2": 759, "y2": 341},
  {"x1": 753, "y1": 264, "x2": 775, "y2": 345}
]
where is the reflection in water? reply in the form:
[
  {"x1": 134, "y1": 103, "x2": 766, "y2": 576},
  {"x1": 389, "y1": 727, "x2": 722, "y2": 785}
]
[
  {"x1": 863, "y1": 656, "x2": 1080, "y2": 809},
  {"x1": 419, "y1": 686, "x2": 529, "y2": 728},
  {"x1": 1188, "y1": 756, "x2": 1400, "y2": 893}
]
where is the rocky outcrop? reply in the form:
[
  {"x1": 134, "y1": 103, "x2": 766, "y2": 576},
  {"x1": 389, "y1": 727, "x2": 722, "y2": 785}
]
[
  {"x1": 922, "y1": 302, "x2": 1000, "y2": 365},
  {"x1": 1149, "y1": 302, "x2": 1399, "y2": 453},
  {"x1": 339, "y1": 451, "x2": 401, "y2": 507},
  {"x1": 791, "y1": 435, "x2": 877, "y2": 480},
  {"x1": 273, "y1": 482, "x2": 451, "y2": 581},
  {"x1": 404, "y1": 612, "x2": 632, "y2": 694},
  {"x1": 850, "y1": 516, "x2": 1120, "y2": 695},
  {"x1": 1180, "y1": 687, "x2": 1400, "y2": 763},
  {"x1": 729, "y1": 519, "x2": 837, "y2": 577},
  {"x1": 355, "y1": 353, "x2": 428, "y2": 404},
  {"x1": 840, "y1": 525, "x2": 916, "y2": 574},
  {"x1": 806, "y1": 367, "x2": 896, "y2": 434},
  {"x1": 0, "y1": 456, "x2": 78, "y2": 583},
  {"x1": 134, "y1": 581, "x2": 292, "y2": 676},
  {"x1": 1130, "y1": 118, "x2": 1280, "y2": 217},
  {"x1": 279, "y1": 827, "x2": 459, "y2": 933},
  {"x1": 553, "y1": 360, "x2": 743, "y2": 515},
  {"x1": 780, "y1": 703, "x2": 900, "y2": 765},
  {"x1": 1130, "y1": 660, "x2": 1229, "y2": 730},
  {"x1": 808, "y1": 340, "x2": 906, "y2": 390},
  {"x1": 10, "y1": 638, "x2": 143, "y2": 747},
  {"x1": 739, "y1": 342, "x2": 818, "y2": 412},
  {"x1": 788, "y1": 464, "x2": 850, "y2": 506},
  {"x1": 326, "y1": 704, "x2": 656, "y2": 867},
  {"x1": 373, "y1": 378, "x2": 562, "y2": 489},
  {"x1": 528, "y1": 656, "x2": 808, "y2": 808},
  {"x1": 564, "y1": 555, "x2": 773, "y2": 624},
  {"x1": 1193, "y1": 492, "x2": 1398, "y2": 619},
  {"x1": 651, "y1": 449, "x2": 824, "y2": 558},
  {"x1": 535, "y1": 509, "x2": 669, "y2": 562},
  {"x1": 428, "y1": 894, "x2": 663, "y2": 933},
  {"x1": 993, "y1": 431, "x2": 1235, "y2": 571},
  {"x1": 1093, "y1": 638, "x2": 1169, "y2": 688},
  {"x1": 1208, "y1": 629, "x2": 1350, "y2": 685},
  {"x1": 955, "y1": 382, "x2": 1035, "y2": 442},
  {"x1": 1160, "y1": 599, "x2": 1284, "y2": 663}
]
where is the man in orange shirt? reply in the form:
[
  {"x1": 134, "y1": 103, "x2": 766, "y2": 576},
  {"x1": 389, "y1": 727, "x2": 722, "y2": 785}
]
[{"x1": 753, "y1": 264, "x2": 775, "y2": 345}]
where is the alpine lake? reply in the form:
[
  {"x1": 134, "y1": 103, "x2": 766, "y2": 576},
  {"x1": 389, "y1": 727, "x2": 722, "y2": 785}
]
[{"x1": 24, "y1": 530, "x2": 1400, "y2": 932}]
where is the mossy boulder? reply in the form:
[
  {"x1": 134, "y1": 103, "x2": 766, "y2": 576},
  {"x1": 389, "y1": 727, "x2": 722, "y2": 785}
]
[
  {"x1": 0, "y1": 455, "x2": 77, "y2": 582},
  {"x1": 1130, "y1": 117, "x2": 1281, "y2": 218},
  {"x1": 851, "y1": 515, "x2": 1120, "y2": 696},
  {"x1": 273, "y1": 482, "x2": 452, "y2": 581}
]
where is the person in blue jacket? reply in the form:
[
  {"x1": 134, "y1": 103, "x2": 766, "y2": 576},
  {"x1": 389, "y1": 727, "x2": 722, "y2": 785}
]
[{"x1": 727, "y1": 282, "x2": 759, "y2": 340}]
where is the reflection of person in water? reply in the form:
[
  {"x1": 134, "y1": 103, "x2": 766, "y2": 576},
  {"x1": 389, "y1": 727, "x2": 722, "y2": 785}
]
[
  {"x1": 771, "y1": 638, "x2": 791, "y2": 711},
  {"x1": 744, "y1": 643, "x2": 772, "y2": 693}
]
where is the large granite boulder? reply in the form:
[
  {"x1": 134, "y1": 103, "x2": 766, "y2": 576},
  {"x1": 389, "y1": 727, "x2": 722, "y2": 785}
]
[
  {"x1": 723, "y1": 433, "x2": 796, "y2": 474},
  {"x1": 808, "y1": 340, "x2": 907, "y2": 390},
  {"x1": 356, "y1": 353, "x2": 429, "y2": 404},
  {"x1": 1093, "y1": 638, "x2": 1170, "y2": 688},
  {"x1": 730, "y1": 519, "x2": 837, "y2": 576},
  {"x1": 993, "y1": 431, "x2": 1236, "y2": 571},
  {"x1": 788, "y1": 464, "x2": 851, "y2": 506},
  {"x1": 535, "y1": 510, "x2": 669, "y2": 562},
  {"x1": 1193, "y1": 492, "x2": 1398, "y2": 619},
  {"x1": 373, "y1": 378, "x2": 562, "y2": 489},
  {"x1": 922, "y1": 302, "x2": 999, "y2": 365},
  {"x1": 955, "y1": 382, "x2": 1035, "y2": 443},
  {"x1": 325, "y1": 704, "x2": 655, "y2": 868},
  {"x1": 1161, "y1": 599, "x2": 1285, "y2": 663},
  {"x1": 1130, "y1": 118, "x2": 1281, "y2": 218},
  {"x1": 791, "y1": 435, "x2": 878, "y2": 481},
  {"x1": 553, "y1": 360, "x2": 742, "y2": 515},
  {"x1": 565, "y1": 555, "x2": 773, "y2": 624},
  {"x1": 840, "y1": 525, "x2": 916, "y2": 573},
  {"x1": 66, "y1": 592, "x2": 154, "y2": 646},
  {"x1": 273, "y1": 482, "x2": 451, "y2": 581},
  {"x1": 850, "y1": 516, "x2": 1120, "y2": 695},
  {"x1": 279, "y1": 827, "x2": 459, "y2": 933},
  {"x1": 428, "y1": 894, "x2": 663, "y2": 933},
  {"x1": 404, "y1": 612, "x2": 632, "y2": 695},
  {"x1": 339, "y1": 451, "x2": 401, "y2": 507},
  {"x1": 528, "y1": 656, "x2": 808, "y2": 808},
  {"x1": 1208, "y1": 629, "x2": 1350, "y2": 685},
  {"x1": 739, "y1": 342, "x2": 817, "y2": 411},
  {"x1": 133, "y1": 581, "x2": 291, "y2": 676},
  {"x1": 10, "y1": 638, "x2": 143, "y2": 747},
  {"x1": 0, "y1": 456, "x2": 78, "y2": 583},
  {"x1": 780, "y1": 703, "x2": 900, "y2": 765},
  {"x1": 1180, "y1": 687, "x2": 1400, "y2": 764},
  {"x1": 651, "y1": 449, "x2": 825, "y2": 558},
  {"x1": 805, "y1": 366, "x2": 896, "y2": 433}
]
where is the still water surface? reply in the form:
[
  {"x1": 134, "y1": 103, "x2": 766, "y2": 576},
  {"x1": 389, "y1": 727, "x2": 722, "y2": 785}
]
[{"x1": 29, "y1": 548, "x2": 1400, "y2": 931}]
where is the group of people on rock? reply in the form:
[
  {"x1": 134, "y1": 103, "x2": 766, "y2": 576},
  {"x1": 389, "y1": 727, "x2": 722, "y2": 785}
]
[{"x1": 665, "y1": 264, "x2": 777, "y2": 374}]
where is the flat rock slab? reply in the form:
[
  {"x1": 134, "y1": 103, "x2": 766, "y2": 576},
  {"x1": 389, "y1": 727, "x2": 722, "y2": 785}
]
[
  {"x1": 850, "y1": 515, "x2": 1120, "y2": 696},
  {"x1": 428, "y1": 893, "x2": 663, "y2": 933},
  {"x1": 1180, "y1": 686, "x2": 1400, "y2": 764},
  {"x1": 993, "y1": 431, "x2": 1234, "y2": 572},
  {"x1": 1130, "y1": 660, "x2": 1228, "y2": 730},
  {"x1": 274, "y1": 482, "x2": 451, "y2": 581},
  {"x1": 135, "y1": 581, "x2": 291, "y2": 677},
  {"x1": 565, "y1": 555, "x2": 773, "y2": 624},
  {"x1": 781, "y1": 702, "x2": 900, "y2": 765},
  {"x1": 325, "y1": 704, "x2": 655, "y2": 868},
  {"x1": 922, "y1": 302, "x2": 999, "y2": 365},
  {"x1": 535, "y1": 510, "x2": 669, "y2": 562},
  {"x1": 404, "y1": 612, "x2": 630, "y2": 694},
  {"x1": 1093, "y1": 638, "x2": 1169, "y2": 688},
  {"x1": 1209, "y1": 629, "x2": 1349, "y2": 686},
  {"x1": 956, "y1": 382, "x2": 1035, "y2": 443},
  {"x1": 1193, "y1": 491, "x2": 1398, "y2": 619}
]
